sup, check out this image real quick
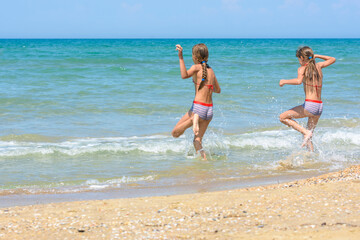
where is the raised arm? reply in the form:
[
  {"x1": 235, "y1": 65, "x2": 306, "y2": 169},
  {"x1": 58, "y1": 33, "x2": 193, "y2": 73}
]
[
  {"x1": 279, "y1": 67, "x2": 305, "y2": 87},
  {"x1": 176, "y1": 44, "x2": 197, "y2": 79},
  {"x1": 314, "y1": 54, "x2": 336, "y2": 68}
]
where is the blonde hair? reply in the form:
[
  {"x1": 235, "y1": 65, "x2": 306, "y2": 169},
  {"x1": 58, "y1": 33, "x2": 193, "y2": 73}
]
[
  {"x1": 296, "y1": 46, "x2": 320, "y2": 84},
  {"x1": 192, "y1": 43, "x2": 209, "y2": 91}
]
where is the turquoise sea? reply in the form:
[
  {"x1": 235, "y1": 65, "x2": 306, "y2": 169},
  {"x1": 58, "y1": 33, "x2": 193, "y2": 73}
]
[{"x1": 0, "y1": 39, "x2": 359, "y2": 206}]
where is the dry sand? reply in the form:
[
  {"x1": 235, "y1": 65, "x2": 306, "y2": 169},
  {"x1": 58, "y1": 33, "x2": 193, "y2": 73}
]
[{"x1": 1, "y1": 165, "x2": 360, "y2": 239}]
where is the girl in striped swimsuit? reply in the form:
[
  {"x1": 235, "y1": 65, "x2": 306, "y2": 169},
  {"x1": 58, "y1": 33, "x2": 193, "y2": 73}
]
[
  {"x1": 172, "y1": 44, "x2": 221, "y2": 160},
  {"x1": 279, "y1": 46, "x2": 336, "y2": 151}
]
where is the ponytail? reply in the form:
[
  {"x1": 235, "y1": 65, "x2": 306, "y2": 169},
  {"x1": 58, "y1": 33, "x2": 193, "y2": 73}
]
[
  {"x1": 296, "y1": 46, "x2": 320, "y2": 85},
  {"x1": 304, "y1": 54, "x2": 320, "y2": 84}
]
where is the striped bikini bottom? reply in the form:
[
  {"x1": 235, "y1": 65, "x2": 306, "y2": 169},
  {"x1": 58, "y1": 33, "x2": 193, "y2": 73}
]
[
  {"x1": 302, "y1": 99, "x2": 323, "y2": 116},
  {"x1": 190, "y1": 101, "x2": 213, "y2": 120}
]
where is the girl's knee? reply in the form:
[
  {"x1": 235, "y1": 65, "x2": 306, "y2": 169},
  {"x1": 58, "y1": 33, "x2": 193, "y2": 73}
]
[
  {"x1": 172, "y1": 129, "x2": 180, "y2": 138},
  {"x1": 279, "y1": 113, "x2": 290, "y2": 122}
]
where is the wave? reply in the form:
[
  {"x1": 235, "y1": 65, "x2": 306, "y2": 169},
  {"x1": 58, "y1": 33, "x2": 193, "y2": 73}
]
[
  {"x1": 0, "y1": 135, "x2": 186, "y2": 158},
  {"x1": 0, "y1": 127, "x2": 359, "y2": 196},
  {"x1": 0, "y1": 126, "x2": 359, "y2": 158},
  {"x1": 321, "y1": 130, "x2": 360, "y2": 145},
  {"x1": 224, "y1": 130, "x2": 297, "y2": 150},
  {"x1": 85, "y1": 175, "x2": 155, "y2": 190},
  {"x1": 0, "y1": 175, "x2": 156, "y2": 195}
]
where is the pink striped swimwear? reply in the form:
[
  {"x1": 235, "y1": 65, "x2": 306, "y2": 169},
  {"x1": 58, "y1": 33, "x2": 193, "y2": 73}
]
[
  {"x1": 302, "y1": 99, "x2": 323, "y2": 116},
  {"x1": 190, "y1": 101, "x2": 213, "y2": 120}
]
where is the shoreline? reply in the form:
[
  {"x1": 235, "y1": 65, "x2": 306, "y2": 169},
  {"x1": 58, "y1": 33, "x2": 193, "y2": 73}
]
[
  {"x1": 1, "y1": 165, "x2": 359, "y2": 239},
  {"x1": 0, "y1": 170, "x2": 327, "y2": 208}
]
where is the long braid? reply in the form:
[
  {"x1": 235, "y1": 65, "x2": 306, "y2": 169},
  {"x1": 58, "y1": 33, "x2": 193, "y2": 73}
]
[
  {"x1": 198, "y1": 60, "x2": 208, "y2": 91},
  {"x1": 192, "y1": 43, "x2": 209, "y2": 91}
]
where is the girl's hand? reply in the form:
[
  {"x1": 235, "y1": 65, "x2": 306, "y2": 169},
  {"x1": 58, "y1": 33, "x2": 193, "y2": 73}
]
[
  {"x1": 279, "y1": 80, "x2": 286, "y2": 87},
  {"x1": 176, "y1": 44, "x2": 183, "y2": 58}
]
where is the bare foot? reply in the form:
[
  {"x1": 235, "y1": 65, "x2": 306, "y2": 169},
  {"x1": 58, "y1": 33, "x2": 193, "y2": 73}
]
[
  {"x1": 199, "y1": 149, "x2": 207, "y2": 160},
  {"x1": 193, "y1": 114, "x2": 199, "y2": 136},
  {"x1": 301, "y1": 130, "x2": 313, "y2": 148},
  {"x1": 306, "y1": 139, "x2": 314, "y2": 152}
]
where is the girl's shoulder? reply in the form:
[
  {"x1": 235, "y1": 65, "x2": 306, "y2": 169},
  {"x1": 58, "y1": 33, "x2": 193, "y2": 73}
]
[
  {"x1": 298, "y1": 65, "x2": 306, "y2": 73},
  {"x1": 207, "y1": 67, "x2": 215, "y2": 76},
  {"x1": 191, "y1": 64, "x2": 202, "y2": 71}
]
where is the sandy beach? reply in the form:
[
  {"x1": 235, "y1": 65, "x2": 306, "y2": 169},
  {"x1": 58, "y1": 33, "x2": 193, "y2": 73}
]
[{"x1": 1, "y1": 165, "x2": 359, "y2": 239}]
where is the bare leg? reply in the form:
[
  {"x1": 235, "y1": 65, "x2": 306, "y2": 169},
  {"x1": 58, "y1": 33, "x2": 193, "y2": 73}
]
[
  {"x1": 172, "y1": 111, "x2": 194, "y2": 138},
  {"x1": 279, "y1": 105, "x2": 314, "y2": 148},
  {"x1": 193, "y1": 118, "x2": 211, "y2": 160},
  {"x1": 301, "y1": 131, "x2": 313, "y2": 148},
  {"x1": 305, "y1": 115, "x2": 320, "y2": 151},
  {"x1": 193, "y1": 114, "x2": 200, "y2": 136}
]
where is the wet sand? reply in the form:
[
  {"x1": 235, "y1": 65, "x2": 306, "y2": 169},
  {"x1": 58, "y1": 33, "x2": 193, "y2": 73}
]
[{"x1": 1, "y1": 165, "x2": 359, "y2": 239}]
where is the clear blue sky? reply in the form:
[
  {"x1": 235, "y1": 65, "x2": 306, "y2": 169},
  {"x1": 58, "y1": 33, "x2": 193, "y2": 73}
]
[{"x1": 1, "y1": 0, "x2": 359, "y2": 38}]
